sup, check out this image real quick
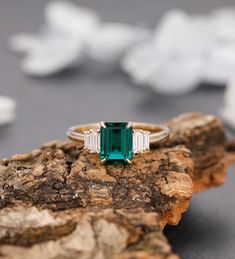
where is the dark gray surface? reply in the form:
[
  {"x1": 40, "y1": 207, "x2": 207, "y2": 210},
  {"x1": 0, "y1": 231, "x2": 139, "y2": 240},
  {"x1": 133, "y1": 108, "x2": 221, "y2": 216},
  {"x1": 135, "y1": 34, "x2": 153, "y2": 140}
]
[{"x1": 0, "y1": 1, "x2": 235, "y2": 258}]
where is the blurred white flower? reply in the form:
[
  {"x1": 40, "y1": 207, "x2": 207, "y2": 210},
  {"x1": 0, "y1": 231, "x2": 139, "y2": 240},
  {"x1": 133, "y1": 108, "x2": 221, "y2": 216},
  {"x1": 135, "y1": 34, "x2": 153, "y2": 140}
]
[
  {"x1": 9, "y1": 3, "x2": 235, "y2": 95},
  {"x1": 220, "y1": 74, "x2": 235, "y2": 129},
  {"x1": 122, "y1": 8, "x2": 235, "y2": 94},
  {"x1": 9, "y1": 1, "x2": 98, "y2": 76},
  {"x1": 9, "y1": 1, "x2": 148, "y2": 76},
  {"x1": 10, "y1": 33, "x2": 84, "y2": 76},
  {"x1": 0, "y1": 96, "x2": 17, "y2": 126},
  {"x1": 45, "y1": 1, "x2": 99, "y2": 39},
  {"x1": 122, "y1": 42, "x2": 204, "y2": 94}
]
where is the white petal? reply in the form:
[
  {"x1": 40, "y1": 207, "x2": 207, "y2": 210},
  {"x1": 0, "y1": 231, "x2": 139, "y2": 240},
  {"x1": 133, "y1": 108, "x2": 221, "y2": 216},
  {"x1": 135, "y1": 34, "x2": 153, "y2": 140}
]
[
  {"x1": 45, "y1": 1, "x2": 99, "y2": 38},
  {"x1": 21, "y1": 36, "x2": 84, "y2": 76},
  {"x1": 0, "y1": 96, "x2": 17, "y2": 126},
  {"x1": 153, "y1": 10, "x2": 212, "y2": 56},
  {"x1": 210, "y1": 7, "x2": 235, "y2": 42},
  {"x1": 220, "y1": 74, "x2": 235, "y2": 129},
  {"x1": 202, "y1": 44, "x2": 235, "y2": 84},
  {"x1": 9, "y1": 34, "x2": 39, "y2": 53},
  {"x1": 122, "y1": 43, "x2": 158, "y2": 84},
  {"x1": 122, "y1": 41, "x2": 204, "y2": 95},
  {"x1": 146, "y1": 57, "x2": 203, "y2": 94},
  {"x1": 86, "y1": 23, "x2": 149, "y2": 63}
]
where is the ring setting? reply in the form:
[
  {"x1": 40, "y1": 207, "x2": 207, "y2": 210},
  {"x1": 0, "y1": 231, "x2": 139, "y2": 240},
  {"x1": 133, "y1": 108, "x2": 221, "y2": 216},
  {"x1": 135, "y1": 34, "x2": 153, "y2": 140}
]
[{"x1": 67, "y1": 122, "x2": 169, "y2": 164}]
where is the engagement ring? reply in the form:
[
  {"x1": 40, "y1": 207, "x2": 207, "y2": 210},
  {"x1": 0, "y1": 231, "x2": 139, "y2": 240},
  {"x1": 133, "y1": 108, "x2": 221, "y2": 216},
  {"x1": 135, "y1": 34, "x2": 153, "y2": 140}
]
[{"x1": 67, "y1": 122, "x2": 169, "y2": 164}]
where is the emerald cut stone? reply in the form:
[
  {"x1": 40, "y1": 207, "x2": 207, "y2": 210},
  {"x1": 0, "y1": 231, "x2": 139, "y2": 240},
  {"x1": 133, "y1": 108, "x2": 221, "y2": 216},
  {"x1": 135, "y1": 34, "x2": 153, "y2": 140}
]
[{"x1": 100, "y1": 122, "x2": 133, "y2": 164}]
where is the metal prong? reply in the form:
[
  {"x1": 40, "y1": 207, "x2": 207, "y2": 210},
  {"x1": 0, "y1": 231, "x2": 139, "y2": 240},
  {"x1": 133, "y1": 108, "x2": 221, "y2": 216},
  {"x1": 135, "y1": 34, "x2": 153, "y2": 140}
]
[
  {"x1": 100, "y1": 158, "x2": 107, "y2": 164},
  {"x1": 127, "y1": 122, "x2": 133, "y2": 128},
  {"x1": 126, "y1": 159, "x2": 131, "y2": 164},
  {"x1": 100, "y1": 121, "x2": 106, "y2": 128}
]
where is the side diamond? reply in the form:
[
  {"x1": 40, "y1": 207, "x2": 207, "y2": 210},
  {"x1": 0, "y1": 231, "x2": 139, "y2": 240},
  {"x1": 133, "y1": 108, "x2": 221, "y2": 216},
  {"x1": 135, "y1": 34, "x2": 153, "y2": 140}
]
[
  {"x1": 84, "y1": 131, "x2": 90, "y2": 149},
  {"x1": 133, "y1": 130, "x2": 150, "y2": 153},
  {"x1": 143, "y1": 131, "x2": 150, "y2": 150},
  {"x1": 84, "y1": 130, "x2": 100, "y2": 153}
]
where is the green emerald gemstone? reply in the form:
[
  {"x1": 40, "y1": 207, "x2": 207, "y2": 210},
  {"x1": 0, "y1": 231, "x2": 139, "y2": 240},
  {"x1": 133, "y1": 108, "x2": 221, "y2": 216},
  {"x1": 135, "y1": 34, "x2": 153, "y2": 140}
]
[{"x1": 100, "y1": 122, "x2": 133, "y2": 164}]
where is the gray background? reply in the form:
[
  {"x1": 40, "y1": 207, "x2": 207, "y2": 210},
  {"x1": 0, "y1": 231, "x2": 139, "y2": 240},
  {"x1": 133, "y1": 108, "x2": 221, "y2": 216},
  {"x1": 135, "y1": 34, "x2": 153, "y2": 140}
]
[{"x1": 0, "y1": 0, "x2": 235, "y2": 258}]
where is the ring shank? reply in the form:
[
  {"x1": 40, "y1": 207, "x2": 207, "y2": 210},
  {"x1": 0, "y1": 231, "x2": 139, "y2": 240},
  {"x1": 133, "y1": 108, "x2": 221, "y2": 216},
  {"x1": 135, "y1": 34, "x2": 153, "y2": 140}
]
[{"x1": 67, "y1": 122, "x2": 169, "y2": 143}]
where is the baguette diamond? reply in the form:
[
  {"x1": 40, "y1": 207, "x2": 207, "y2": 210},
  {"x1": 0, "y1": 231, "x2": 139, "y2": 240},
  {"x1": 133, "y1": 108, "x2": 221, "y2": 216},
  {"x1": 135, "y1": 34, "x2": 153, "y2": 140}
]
[
  {"x1": 84, "y1": 130, "x2": 100, "y2": 153},
  {"x1": 133, "y1": 130, "x2": 150, "y2": 153}
]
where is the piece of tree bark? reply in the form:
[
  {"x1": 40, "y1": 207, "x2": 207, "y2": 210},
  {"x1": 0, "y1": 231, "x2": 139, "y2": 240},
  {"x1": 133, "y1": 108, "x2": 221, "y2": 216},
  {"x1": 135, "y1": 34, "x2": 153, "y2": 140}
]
[
  {"x1": 162, "y1": 112, "x2": 235, "y2": 191},
  {"x1": 0, "y1": 112, "x2": 234, "y2": 259},
  {"x1": 0, "y1": 143, "x2": 194, "y2": 227},
  {"x1": 0, "y1": 207, "x2": 178, "y2": 259}
]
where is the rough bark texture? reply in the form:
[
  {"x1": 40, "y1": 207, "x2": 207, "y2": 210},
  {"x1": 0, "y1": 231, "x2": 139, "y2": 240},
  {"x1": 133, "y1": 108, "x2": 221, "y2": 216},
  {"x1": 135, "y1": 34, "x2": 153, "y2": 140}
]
[
  {"x1": 0, "y1": 113, "x2": 234, "y2": 259},
  {"x1": 161, "y1": 113, "x2": 235, "y2": 191},
  {"x1": 0, "y1": 144, "x2": 194, "y2": 227},
  {"x1": 0, "y1": 207, "x2": 178, "y2": 259}
]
